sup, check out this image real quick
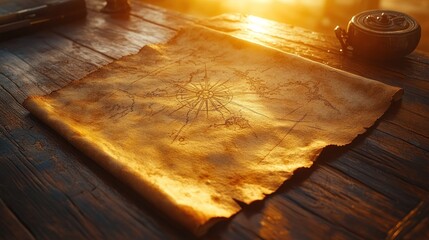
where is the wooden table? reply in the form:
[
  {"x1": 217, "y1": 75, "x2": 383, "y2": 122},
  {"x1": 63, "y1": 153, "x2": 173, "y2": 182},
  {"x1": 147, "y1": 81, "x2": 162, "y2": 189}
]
[{"x1": 1, "y1": 1, "x2": 428, "y2": 239}]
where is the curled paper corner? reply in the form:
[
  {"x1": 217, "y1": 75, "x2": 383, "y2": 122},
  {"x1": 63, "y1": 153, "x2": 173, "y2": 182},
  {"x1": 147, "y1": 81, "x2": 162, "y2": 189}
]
[{"x1": 392, "y1": 88, "x2": 404, "y2": 102}]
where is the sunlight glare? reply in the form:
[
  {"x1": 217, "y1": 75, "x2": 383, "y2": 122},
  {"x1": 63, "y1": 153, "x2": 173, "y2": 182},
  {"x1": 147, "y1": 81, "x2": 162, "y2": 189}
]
[{"x1": 245, "y1": 15, "x2": 272, "y2": 34}]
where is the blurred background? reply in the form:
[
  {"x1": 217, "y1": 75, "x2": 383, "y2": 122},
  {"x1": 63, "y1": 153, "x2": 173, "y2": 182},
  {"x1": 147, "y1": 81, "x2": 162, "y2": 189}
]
[{"x1": 141, "y1": 0, "x2": 429, "y2": 54}]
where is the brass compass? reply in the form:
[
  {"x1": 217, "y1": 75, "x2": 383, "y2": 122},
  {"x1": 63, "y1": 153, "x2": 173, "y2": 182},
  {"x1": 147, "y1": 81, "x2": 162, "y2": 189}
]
[{"x1": 335, "y1": 10, "x2": 421, "y2": 60}]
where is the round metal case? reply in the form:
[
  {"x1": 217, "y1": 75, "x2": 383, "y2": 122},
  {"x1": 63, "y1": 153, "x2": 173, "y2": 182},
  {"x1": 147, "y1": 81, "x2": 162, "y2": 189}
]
[{"x1": 335, "y1": 10, "x2": 421, "y2": 60}]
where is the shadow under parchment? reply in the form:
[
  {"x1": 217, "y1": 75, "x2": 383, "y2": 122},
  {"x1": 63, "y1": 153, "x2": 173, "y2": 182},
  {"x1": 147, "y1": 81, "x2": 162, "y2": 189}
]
[{"x1": 23, "y1": 25, "x2": 402, "y2": 236}]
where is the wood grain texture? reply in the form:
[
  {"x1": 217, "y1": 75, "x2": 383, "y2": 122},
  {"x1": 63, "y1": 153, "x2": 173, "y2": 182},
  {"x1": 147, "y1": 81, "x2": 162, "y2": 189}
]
[
  {"x1": 0, "y1": 198, "x2": 35, "y2": 240},
  {"x1": 0, "y1": 1, "x2": 428, "y2": 239}
]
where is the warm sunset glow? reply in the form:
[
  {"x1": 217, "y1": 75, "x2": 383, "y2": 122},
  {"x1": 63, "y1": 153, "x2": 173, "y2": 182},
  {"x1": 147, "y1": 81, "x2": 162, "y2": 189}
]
[
  {"x1": 143, "y1": 0, "x2": 429, "y2": 54},
  {"x1": 216, "y1": 0, "x2": 324, "y2": 19},
  {"x1": 245, "y1": 15, "x2": 272, "y2": 34}
]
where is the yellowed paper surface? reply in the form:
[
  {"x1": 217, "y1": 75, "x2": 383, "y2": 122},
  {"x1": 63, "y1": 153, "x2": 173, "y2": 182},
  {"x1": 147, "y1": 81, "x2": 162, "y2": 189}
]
[{"x1": 24, "y1": 26, "x2": 402, "y2": 235}]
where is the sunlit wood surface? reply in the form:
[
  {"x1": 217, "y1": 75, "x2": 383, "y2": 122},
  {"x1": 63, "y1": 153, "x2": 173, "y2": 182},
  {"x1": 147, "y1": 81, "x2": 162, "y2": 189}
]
[
  {"x1": 1, "y1": 0, "x2": 428, "y2": 239},
  {"x1": 141, "y1": 0, "x2": 429, "y2": 54}
]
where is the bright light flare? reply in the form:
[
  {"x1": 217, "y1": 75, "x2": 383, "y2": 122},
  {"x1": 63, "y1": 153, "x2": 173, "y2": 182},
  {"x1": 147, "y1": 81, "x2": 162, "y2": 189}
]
[{"x1": 245, "y1": 15, "x2": 272, "y2": 34}]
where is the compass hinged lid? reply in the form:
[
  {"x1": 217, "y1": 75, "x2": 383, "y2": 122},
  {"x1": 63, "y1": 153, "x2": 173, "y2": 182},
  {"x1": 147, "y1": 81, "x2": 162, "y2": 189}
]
[
  {"x1": 335, "y1": 9, "x2": 421, "y2": 60},
  {"x1": 351, "y1": 10, "x2": 420, "y2": 35}
]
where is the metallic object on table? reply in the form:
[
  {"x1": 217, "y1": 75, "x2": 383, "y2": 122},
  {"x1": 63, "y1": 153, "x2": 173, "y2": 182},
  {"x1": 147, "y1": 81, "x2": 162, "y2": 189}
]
[
  {"x1": 0, "y1": 0, "x2": 86, "y2": 38},
  {"x1": 335, "y1": 10, "x2": 421, "y2": 60},
  {"x1": 102, "y1": 0, "x2": 131, "y2": 13}
]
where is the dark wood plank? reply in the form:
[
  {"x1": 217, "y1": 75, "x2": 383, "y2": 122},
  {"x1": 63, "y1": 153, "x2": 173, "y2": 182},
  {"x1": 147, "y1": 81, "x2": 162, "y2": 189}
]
[
  {"x1": 85, "y1": 0, "x2": 196, "y2": 31},
  {"x1": 0, "y1": 0, "x2": 43, "y2": 14},
  {"x1": 401, "y1": 91, "x2": 429, "y2": 119},
  {"x1": 1, "y1": 1, "x2": 428, "y2": 239},
  {"x1": 388, "y1": 198, "x2": 429, "y2": 240},
  {"x1": 284, "y1": 166, "x2": 406, "y2": 238},
  {"x1": 0, "y1": 48, "x2": 59, "y2": 95},
  {"x1": 353, "y1": 129, "x2": 429, "y2": 190},
  {"x1": 403, "y1": 216, "x2": 429, "y2": 240},
  {"x1": 1, "y1": 32, "x2": 111, "y2": 92},
  {"x1": 382, "y1": 104, "x2": 429, "y2": 139},
  {"x1": 52, "y1": 11, "x2": 175, "y2": 59},
  {"x1": 377, "y1": 118, "x2": 429, "y2": 153},
  {"x1": 326, "y1": 149, "x2": 426, "y2": 208},
  {"x1": 206, "y1": 195, "x2": 361, "y2": 240},
  {"x1": 0, "y1": 198, "x2": 35, "y2": 240}
]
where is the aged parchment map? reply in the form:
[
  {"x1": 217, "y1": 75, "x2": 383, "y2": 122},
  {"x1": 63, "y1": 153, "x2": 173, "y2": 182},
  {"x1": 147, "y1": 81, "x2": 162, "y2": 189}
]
[{"x1": 24, "y1": 26, "x2": 402, "y2": 235}]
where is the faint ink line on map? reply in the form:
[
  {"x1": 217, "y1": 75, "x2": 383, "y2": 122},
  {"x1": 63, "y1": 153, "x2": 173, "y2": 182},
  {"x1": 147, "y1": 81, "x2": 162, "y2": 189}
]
[{"x1": 259, "y1": 113, "x2": 307, "y2": 164}]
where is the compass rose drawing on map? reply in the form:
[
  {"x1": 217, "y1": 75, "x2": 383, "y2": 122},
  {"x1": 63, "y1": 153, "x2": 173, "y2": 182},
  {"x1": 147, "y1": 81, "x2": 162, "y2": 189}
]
[
  {"x1": 168, "y1": 65, "x2": 237, "y2": 143},
  {"x1": 165, "y1": 63, "x2": 309, "y2": 154},
  {"x1": 175, "y1": 65, "x2": 233, "y2": 119}
]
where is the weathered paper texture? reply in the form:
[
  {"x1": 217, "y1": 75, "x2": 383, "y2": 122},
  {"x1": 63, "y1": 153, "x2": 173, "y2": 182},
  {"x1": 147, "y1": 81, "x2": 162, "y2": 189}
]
[{"x1": 24, "y1": 26, "x2": 402, "y2": 235}]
